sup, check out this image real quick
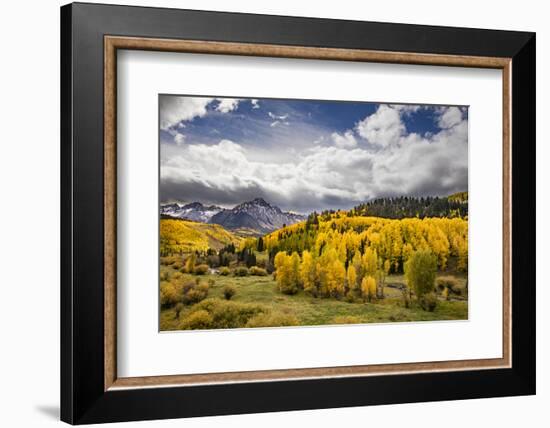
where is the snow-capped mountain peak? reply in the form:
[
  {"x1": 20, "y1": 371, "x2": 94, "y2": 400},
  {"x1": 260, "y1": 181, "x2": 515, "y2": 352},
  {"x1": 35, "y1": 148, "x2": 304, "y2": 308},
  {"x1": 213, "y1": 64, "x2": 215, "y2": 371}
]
[
  {"x1": 209, "y1": 198, "x2": 305, "y2": 233},
  {"x1": 160, "y1": 202, "x2": 223, "y2": 222}
]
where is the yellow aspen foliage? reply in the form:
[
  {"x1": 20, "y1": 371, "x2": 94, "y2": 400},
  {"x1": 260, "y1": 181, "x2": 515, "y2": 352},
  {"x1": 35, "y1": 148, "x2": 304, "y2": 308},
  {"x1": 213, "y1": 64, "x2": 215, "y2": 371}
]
[
  {"x1": 185, "y1": 253, "x2": 196, "y2": 273},
  {"x1": 300, "y1": 250, "x2": 317, "y2": 293},
  {"x1": 326, "y1": 259, "x2": 346, "y2": 297},
  {"x1": 361, "y1": 276, "x2": 377, "y2": 302},
  {"x1": 352, "y1": 251, "x2": 363, "y2": 280},
  {"x1": 362, "y1": 247, "x2": 378, "y2": 277},
  {"x1": 346, "y1": 265, "x2": 358, "y2": 291},
  {"x1": 383, "y1": 259, "x2": 391, "y2": 275},
  {"x1": 290, "y1": 252, "x2": 302, "y2": 288},
  {"x1": 274, "y1": 252, "x2": 294, "y2": 294}
]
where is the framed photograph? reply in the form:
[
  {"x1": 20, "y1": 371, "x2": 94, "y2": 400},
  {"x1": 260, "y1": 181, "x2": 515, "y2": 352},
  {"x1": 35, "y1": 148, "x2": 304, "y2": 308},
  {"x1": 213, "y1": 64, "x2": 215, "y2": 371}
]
[{"x1": 61, "y1": 2, "x2": 535, "y2": 424}]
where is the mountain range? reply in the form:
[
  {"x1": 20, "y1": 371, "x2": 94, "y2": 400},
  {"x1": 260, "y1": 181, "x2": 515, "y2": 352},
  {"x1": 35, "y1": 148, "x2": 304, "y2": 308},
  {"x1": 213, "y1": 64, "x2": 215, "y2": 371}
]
[
  {"x1": 160, "y1": 198, "x2": 306, "y2": 234},
  {"x1": 160, "y1": 202, "x2": 223, "y2": 223}
]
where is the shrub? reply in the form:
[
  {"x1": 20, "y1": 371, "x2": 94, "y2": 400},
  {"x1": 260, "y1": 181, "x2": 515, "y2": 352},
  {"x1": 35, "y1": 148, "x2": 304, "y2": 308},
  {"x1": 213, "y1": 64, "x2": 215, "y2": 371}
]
[
  {"x1": 160, "y1": 281, "x2": 180, "y2": 306},
  {"x1": 234, "y1": 266, "x2": 249, "y2": 277},
  {"x1": 186, "y1": 299, "x2": 270, "y2": 329},
  {"x1": 160, "y1": 257, "x2": 174, "y2": 266},
  {"x1": 246, "y1": 312, "x2": 299, "y2": 328},
  {"x1": 185, "y1": 253, "x2": 196, "y2": 273},
  {"x1": 206, "y1": 254, "x2": 219, "y2": 268},
  {"x1": 450, "y1": 283, "x2": 467, "y2": 296},
  {"x1": 249, "y1": 266, "x2": 268, "y2": 276},
  {"x1": 180, "y1": 310, "x2": 212, "y2": 330},
  {"x1": 436, "y1": 276, "x2": 459, "y2": 293},
  {"x1": 190, "y1": 298, "x2": 220, "y2": 314},
  {"x1": 344, "y1": 292, "x2": 359, "y2": 303},
  {"x1": 174, "y1": 302, "x2": 184, "y2": 319},
  {"x1": 194, "y1": 264, "x2": 209, "y2": 275},
  {"x1": 181, "y1": 280, "x2": 196, "y2": 294},
  {"x1": 209, "y1": 300, "x2": 266, "y2": 329},
  {"x1": 219, "y1": 267, "x2": 231, "y2": 276},
  {"x1": 419, "y1": 292, "x2": 438, "y2": 312},
  {"x1": 405, "y1": 250, "x2": 437, "y2": 299},
  {"x1": 171, "y1": 271, "x2": 183, "y2": 280},
  {"x1": 223, "y1": 285, "x2": 236, "y2": 300},
  {"x1": 207, "y1": 278, "x2": 216, "y2": 287},
  {"x1": 332, "y1": 315, "x2": 361, "y2": 325},
  {"x1": 172, "y1": 261, "x2": 183, "y2": 270},
  {"x1": 182, "y1": 282, "x2": 209, "y2": 305},
  {"x1": 160, "y1": 271, "x2": 170, "y2": 281},
  {"x1": 401, "y1": 287, "x2": 411, "y2": 308}
]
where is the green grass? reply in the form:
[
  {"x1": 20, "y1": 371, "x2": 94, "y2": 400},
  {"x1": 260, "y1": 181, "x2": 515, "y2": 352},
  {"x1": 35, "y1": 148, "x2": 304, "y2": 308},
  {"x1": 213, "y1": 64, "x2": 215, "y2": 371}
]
[{"x1": 160, "y1": 266, "x2": 468, "y2": 331}]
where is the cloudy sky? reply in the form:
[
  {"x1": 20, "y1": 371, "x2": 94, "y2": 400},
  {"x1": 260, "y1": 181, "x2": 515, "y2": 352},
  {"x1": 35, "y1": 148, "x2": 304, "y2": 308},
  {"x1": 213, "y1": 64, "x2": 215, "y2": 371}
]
[{"x1": 160, "y1": 95, "x2": 468, "y2": 214}]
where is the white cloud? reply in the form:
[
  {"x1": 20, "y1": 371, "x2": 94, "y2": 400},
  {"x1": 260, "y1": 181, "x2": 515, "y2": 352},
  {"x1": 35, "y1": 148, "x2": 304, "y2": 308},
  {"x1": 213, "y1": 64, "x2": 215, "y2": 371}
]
[
  {"x1": 216, "y1": 98, "x2": 241, "y2": 113},
  {"x1": 437, "y1": 106, "x2": 463, "y2": 129},
  {"x1": 268, "y1": 112, "x2": 289, "y2": 120},
  {"x1": 355, "y1": 105, "x2": 405, "y2": 147},
  {"x1": 390, "y1": 104, "x2": 420, "y2": 114},
  {"x1": 160, "y1": 96, "x2": 213, "y2": 130},
  {"x1": 270, "y1": 119, "x2": 290, "y2": 127},
  {"x1": 160, "y1": 96, "x2": 245, "y2": 130},
  {"x1": 251, "y1": 99, "x2": 260, "y2": 109},
  {"x1": 174, "y1": 133, "x2": 185, "y2": 146},
  {"x1": 161, "y1": 106, "x2": 468, "y2": 212},
  {"x1": 331, "y1": 130, "x2": 358, "y2": 149},
  {"x1": 161, "y1": 102, "x2": 468, "y2": 211}
]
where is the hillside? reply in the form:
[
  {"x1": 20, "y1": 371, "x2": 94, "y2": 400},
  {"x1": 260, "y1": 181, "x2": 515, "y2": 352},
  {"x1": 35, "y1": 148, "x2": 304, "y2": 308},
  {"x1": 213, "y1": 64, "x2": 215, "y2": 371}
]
[
  {"x1": 160, "y1": 218, "x2": 242, "y2": 255},
  {"x1": 348, "y1": 193, "x2": 468, "y2": 219},
  {"x1": 263, "y1": 210, "x2": 468, "y2": 273}
]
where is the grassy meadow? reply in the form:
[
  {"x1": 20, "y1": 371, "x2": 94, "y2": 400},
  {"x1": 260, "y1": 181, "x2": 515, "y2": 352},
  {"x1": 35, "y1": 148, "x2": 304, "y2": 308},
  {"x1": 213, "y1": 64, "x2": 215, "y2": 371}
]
[{"x1": 159, "y1": 253, "x2": 468, "y2": 331}]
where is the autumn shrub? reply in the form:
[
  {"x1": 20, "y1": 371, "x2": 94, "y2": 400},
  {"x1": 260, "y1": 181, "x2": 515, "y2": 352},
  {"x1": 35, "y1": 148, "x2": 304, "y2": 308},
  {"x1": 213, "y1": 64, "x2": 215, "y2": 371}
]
[
  {"x1": 185, "y1": 253, "x2": 196, "y2": 273},
  {"x1": 174, "y1": 302, "x2": 184, "y2": 319},
  {"x1": 223, "y1": 285, "x2": 236, "y2": 300},
  {"x1": 194, "y1": 264, "x2": 209, "y2": 275},
  {"x1": 160, "y1": 256, "x2": 177, "y2": 266},
  {"x1": 245, "y1": 312, "x2": 299, "y2": 328},
  {"x1": 160, "y1": 281, "x2": 180, "y2": 307},
  {"x1": 436, "y1": 276, "x2": 459, "y2": 293},
  {"x1": 419, "y1": 292, "x2": 438, "y2": 312},
  {"x1": 405, "y1": 250, "x2": 437, "y2": 299},
  {"x1": 171, "y1": 271, "x2": 183, "y2": 280},
  {"x1": 198, "y1": 300, "x2": 266, "y2": 329},
  {"x1": 172, "y1": 261, "x2": 183, "y2": 270},
  {"x1": 401, "y1": 287, "x2": 411, "y2": 308},
  {"x1": 207, "y1": 278, "x2": 216, "y2": 287},
  {"x1": 331, "y1": 315, "x2": 361, "y2": 325},
  {"x1": 182, "y1": 282, "x2": 209, "y2": 305},
  {"x1": 234, "y1": 266, "x2": 249, "y2": 277},
  {"x1": 160, "y1": 271, "x2": 170, "y2": 281},
  {"x1": 344, "y1": 292, "x2": 359, "y2": 303},
  {"x1": 219, "y1": 266, "x2": 231, "y2": 276},
  {"x1": 180, "y1": 309, "x2": 212, "y2": 330},
  {"x1": 249, "y1": 266, "x2": 268, "y2": 276},
  {"x1": 189, "y1": 298, "x2": 219, "y2": 313}
]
